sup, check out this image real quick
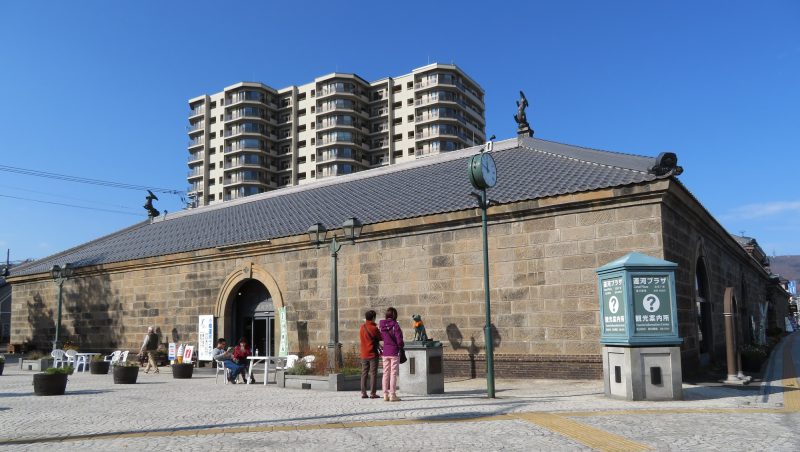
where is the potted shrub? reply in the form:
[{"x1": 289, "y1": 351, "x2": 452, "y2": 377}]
[
  {"x1": 171, "y1": 362, "x2": 194, "y2": 379},
  {"x1": 33, "y1": 366, "x2": 73, "y2": 396},
  {"x1": 112, "y1": 361, "x2": 140, "y2": 384},
  {"x1": 90, "y1": 355, "x2": 110, "y2": 374},
  {"x1": 741, "y1": 344, "x2": 768, "y2": 372},
  {"x1": 0, "y1": 354, "x2": 5, "y2": 376}
]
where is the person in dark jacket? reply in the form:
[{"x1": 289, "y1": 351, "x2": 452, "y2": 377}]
[
  {"x1": 359, "y1": 310, "x2": 381, "y2": 399},
  {"x1": 379, "y1": 307, "x2": 404, "y2": 402}
]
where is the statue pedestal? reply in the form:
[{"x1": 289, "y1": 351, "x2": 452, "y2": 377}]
[
  {"x1": 399, "y1": 341, "x2": 444, "y2": 395},
  {"x1": 602, "y1": 346, "x2": 682, "y2": 401},
  {"x1": 517, "y1": 126, "x2": 533, "y2": 137}
]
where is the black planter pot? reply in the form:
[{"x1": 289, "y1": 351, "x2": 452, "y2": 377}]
[
  {"x1": 33, "y1": 373, "x2": 68, "y2": 396},
  {"x1": 90, "y1": 361, "x2": 110, "y2": 375},
  {"x1": 171, "y1": 363, "x2": 194, "y2": 379},
  {"x1": 113, "y1": 365, "x2": 139, "y2": 384}
]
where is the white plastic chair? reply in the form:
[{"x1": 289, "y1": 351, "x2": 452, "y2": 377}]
[
  {"x1": 105, "y1": 350, "x2": 121, "y2": 364},
  {"x1": 51, "y1": 349, "x2": 66, "y2": 368},
  {"x1": 301, "y1": 355, "x2": 315, "y2": 369},
  {"x1": 65, "y1": 349, "x2": 78, "y2": 369},
  {"x1": 215, "y1": 360, "x2": 231, "y2": 385}
]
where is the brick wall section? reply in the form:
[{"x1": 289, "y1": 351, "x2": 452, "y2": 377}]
[{"x1": 443, "y1": 353, "x2": 602, "y2": 379}]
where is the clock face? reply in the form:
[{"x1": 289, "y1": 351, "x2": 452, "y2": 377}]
[
  {"x1": 481, "y1": 153, "x2": 497, "y2": 187},
  {"x1": 468, "y1": 153, "x2": 497, "y2": 189}
]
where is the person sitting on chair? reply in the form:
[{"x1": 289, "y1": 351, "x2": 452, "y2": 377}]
[
  {"x1": 232, "y1": 337, "x2": 256, "y2": 384},
  {"x1": 211, "y1": 338, "x2": 242, "y2": 384}
]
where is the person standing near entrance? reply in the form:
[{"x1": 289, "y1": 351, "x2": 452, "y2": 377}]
[
  {"x1": 359, "y1": 310, "x2": 381, "y2": 399},
  {"x1": 379, "y1": 307, "x2": 404, "y2": 402},
  {"x1": 140, "y1": 326, "x2": 159, "y2": 374}
]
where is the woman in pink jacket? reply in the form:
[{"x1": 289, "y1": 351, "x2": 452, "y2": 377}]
[{"x1": 379, "y1": 307, "x2": 404, "y2": 401}]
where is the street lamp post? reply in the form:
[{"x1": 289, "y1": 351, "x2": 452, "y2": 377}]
[
  {"x1": 307, "y1": 218, "x2": 363, "y2": 374},
  {"x1": 50, "y1": 263, "x2": 74, "y2": 351}
]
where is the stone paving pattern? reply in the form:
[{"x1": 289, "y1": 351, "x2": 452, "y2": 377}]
[{"x1": 1, "y1": 333, "x2": 800, "y2": 451}]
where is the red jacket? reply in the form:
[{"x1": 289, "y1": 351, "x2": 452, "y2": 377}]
[
  {"x1": 232, "y1": 345, "x2": 251, "y2": 363},
  {"x1": 359, "y1": 321, "x2": 380, "y2": 359}
]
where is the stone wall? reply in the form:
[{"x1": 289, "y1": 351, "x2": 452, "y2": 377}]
[
  {"x1": 11, "y1": 181, "x2": 670, "y2": 378},
  {"x1": 660, "y1": 182, "x2": 778, "y2": 370}
]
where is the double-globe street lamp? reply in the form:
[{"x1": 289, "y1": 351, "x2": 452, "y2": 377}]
[
  {"x1": 307, "y1": 218, "x2": 363, "y2": 374},
  {"x1": 50, "y1": 263, "x2": 74, "y2": 351}
]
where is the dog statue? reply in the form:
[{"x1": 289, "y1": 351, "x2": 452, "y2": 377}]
[{"x1": 412, "y1": 314, "x2": 429, "y2": 342}]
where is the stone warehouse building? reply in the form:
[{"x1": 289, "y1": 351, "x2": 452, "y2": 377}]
[{"x1": 7, "y1": 135, "x2": 787, "y2": 377}]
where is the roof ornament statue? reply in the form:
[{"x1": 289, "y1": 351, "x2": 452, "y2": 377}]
[
  {"x1": 513, "y1": 90, "x2": 534, "y2": 137},
  {"x1": 144, "y1": 190, "x2": 160, "y2": 218}
]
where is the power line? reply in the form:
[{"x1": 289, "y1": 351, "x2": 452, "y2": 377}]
[
  {"x1": 0, "y1": 164, "x2": 184, "y2": 195},
  {"x1": 0, "y1": 184, "x2": 142, "y2": 212},
  {"x1": 0, "y1": 194, "x2": 146, "y2": 217}
]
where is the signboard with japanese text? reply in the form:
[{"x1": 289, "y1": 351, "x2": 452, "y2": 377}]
[
  {"x1": 183, "y1": 345, "x2": 194, "y2": 363},
  {"x1": 631, "y1": 275, "x2": 674, "y2": 334},
  {"x1": 278, "y1": 307, "x2": 288, "y2": 357},
  {"x1": 168, "y1": 343, "x2": 176, "y2": 361},
  {"x1": 601, "y1": 276, "x2": 626, "y2": 334},
  {"x1": 198, "y1": 315, "x2": 214, "y2": 361}
]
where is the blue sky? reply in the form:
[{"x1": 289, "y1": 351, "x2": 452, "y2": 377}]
[{"x1": 0, "y1": 1, "x2": 798, "y2": 261}]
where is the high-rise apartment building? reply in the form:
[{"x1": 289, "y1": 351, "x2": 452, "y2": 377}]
[{"x1": 186, "y1": 64, "x2": 485, "y2": 206}]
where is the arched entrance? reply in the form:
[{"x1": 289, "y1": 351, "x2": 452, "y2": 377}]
[
  {"x1": 215, "y1": 264, "x2": 285, "y2": 357},
  {"x1": 234, "y1": 279, "x2": 275, "y2": 356}
]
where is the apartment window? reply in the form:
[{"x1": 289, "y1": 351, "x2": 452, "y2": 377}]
[
  {"x1": 208, "y1": 194, "x2": 215, "y2": 201},
  {"x1": 209, "y1": 147, "x2": 216, "y2": 154},
  {"x1": 311, "y1": 123, "x2": 315, "y2": 129},
  {"x1": 310, "y1": 170, "x2": 315, "y2": 177},
  {"x1": 298, "y1": 140, "x2": 306, "y2": 148},
  {"x1": 220, "y1": 115, "x2": 224, "y2": 122},
  {"x1": 408, "y1": 131, "x2": 414, "y2": 138},
  {"x1": 218, "y1": 177, "x2": 223, "y2": 183},
  {"x1": 298, "y1": 156, "x2": 306, "y2": 164},
  {"x1": 210, "y1": 117, "x2": 216, "y2": 124},
  {"x1": 297, "y1": 125, "x2": 306, "y2": 133},
  {"x1": 310, "y1": 154, "x2": 315, "y2": 161},
  {"x1": 310, "y1": 138, "x2": 315, "y2": 145},
  {"x1": 209, "y1": 132, "x2": 216, "y2": 139},
  {"x1": 407, "y1": 82, "x2": 413, "y2": 89},
  {"x1": 393, "y1": 151, "x2": 402, "y2": 158},
  {"x1": 298, "y1": 108, "x2": 306, "y2": 117},
  {"x1": 393, "y1": 133, "x2": 402, "y2": 141},
  {"x1": 393, "y1": 118, "x2": 402, "y2": 126},
  {"x1": 408, "y1": 115, "x2": 414, "y2": 122},
  {"x1": 408, "y1": 147, "x2": 414, "y2": 155},
  {"x1": 310, "y1": 90, "x2": 315, "y2": 97},
  {"x1": 298, "y1": 93, "x2": 306, "y2": 101},
  {"x1": 209, "y1": 163, "x2": 215, "y2": 170},
  {"x1": 393, "y1": 85, "x2": 401, "y2": 93},
  {"x1": 298, "y1": 173, "x2": 306, "y2": 180},
  {"x1": 311, "y1": 106, "x2": 315, "y2": 113},
  {"x1": 407, "y1": 99, "x2": 413, "y2": 106},
  {"x1": 208, "y1": 179, "x2": 215, "y2": 186},
  {"x1": 392, "y1": 101, "x2": 401, "y2": 109},
  {"x1": 211, "y1": 101, "x2": 217, "y2": 108}
]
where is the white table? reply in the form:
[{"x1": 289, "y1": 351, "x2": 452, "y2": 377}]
[
  {"x1": 246, "y1": 356, "x2": 268, "y2": 385},
  {"x1": 246, "y1": 356, "x2": 285, "y2": 385},
  {"x1": 75, "y1": 353, "x2": 100, "y2": 372}
]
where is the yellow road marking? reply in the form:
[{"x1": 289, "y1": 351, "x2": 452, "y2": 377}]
[
  {"x1": 513, "y1": 412, "x2": 651, "y2": 452},
  {"x1": 783, "y1": 337, "x2": 800, "y2": 412}
]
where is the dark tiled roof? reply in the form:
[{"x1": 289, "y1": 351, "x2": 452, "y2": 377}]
[{"x1": 11, "y1": 136, "x2": 667, "y2": 277}]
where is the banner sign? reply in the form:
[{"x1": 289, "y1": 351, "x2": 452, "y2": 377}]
[
  {"x1": 168, "y1": 342, "x2": 176, "y2": 361},
  {"x1": 632, "y1": 275, "x2": 674, "y2": 334},
  {"x1": 601, "y1": 276, "x2": 626, "y2": 334},
  {"x1": 279, "y1": 307, "x2": 288, "y2": 357},
  {"x1": 183, "y1": 345, "x2": 194, "y2": 363},
  {"x1": 198, "y1": 315, "x2": 214, "y2": 361}
]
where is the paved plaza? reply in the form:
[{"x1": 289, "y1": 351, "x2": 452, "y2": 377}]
[{"x1": 1, "y1": 334, "x2": 800, "y2": 451}]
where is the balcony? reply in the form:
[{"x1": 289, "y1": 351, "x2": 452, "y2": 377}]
[
  {"x1": 225, "y1": 110, "x2": 268, "y2": 122},
  {"x1": 224, "y1": 159, "x2": 263, "y2": 169},
  {"x1": 415, "y1": 95, "x2": 466, "y2": 108},
  {"x1": 415, "y1": 129, "x2": 468, "y2": 141},
  {"x1": 187, "y1": 168, "x2": 204, "y2": 179},
  {"x1": 188, "y1": 121, "x2": 205, "y2": 135},
  {"x1": 224, "y1": 144, "x2": 267, "y2": 154},
  {"x1": 226, "y1": 91, "x2": 266, "y2": 106},
  {"x1": 317, "y1": 103, "x2": 358, "y2": 114},
  {"x1": 189, "y1": 106, "x2": 205, "y2": 118},
  {"x1": 224, "y1": 173, "x2": 266, "y2": 186},
  {"x1": 187, "y1": 138, "x2": 204, "y2": 149},
  {"x1": 187, "y1": 152, "x2": 205, "y2": 162},
  {"x1": 415, "y1": 111, "x2": 466, "y2": 126},
  {"x1": 317, "y1": 149, "x2": 359, "y2": 163}
]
